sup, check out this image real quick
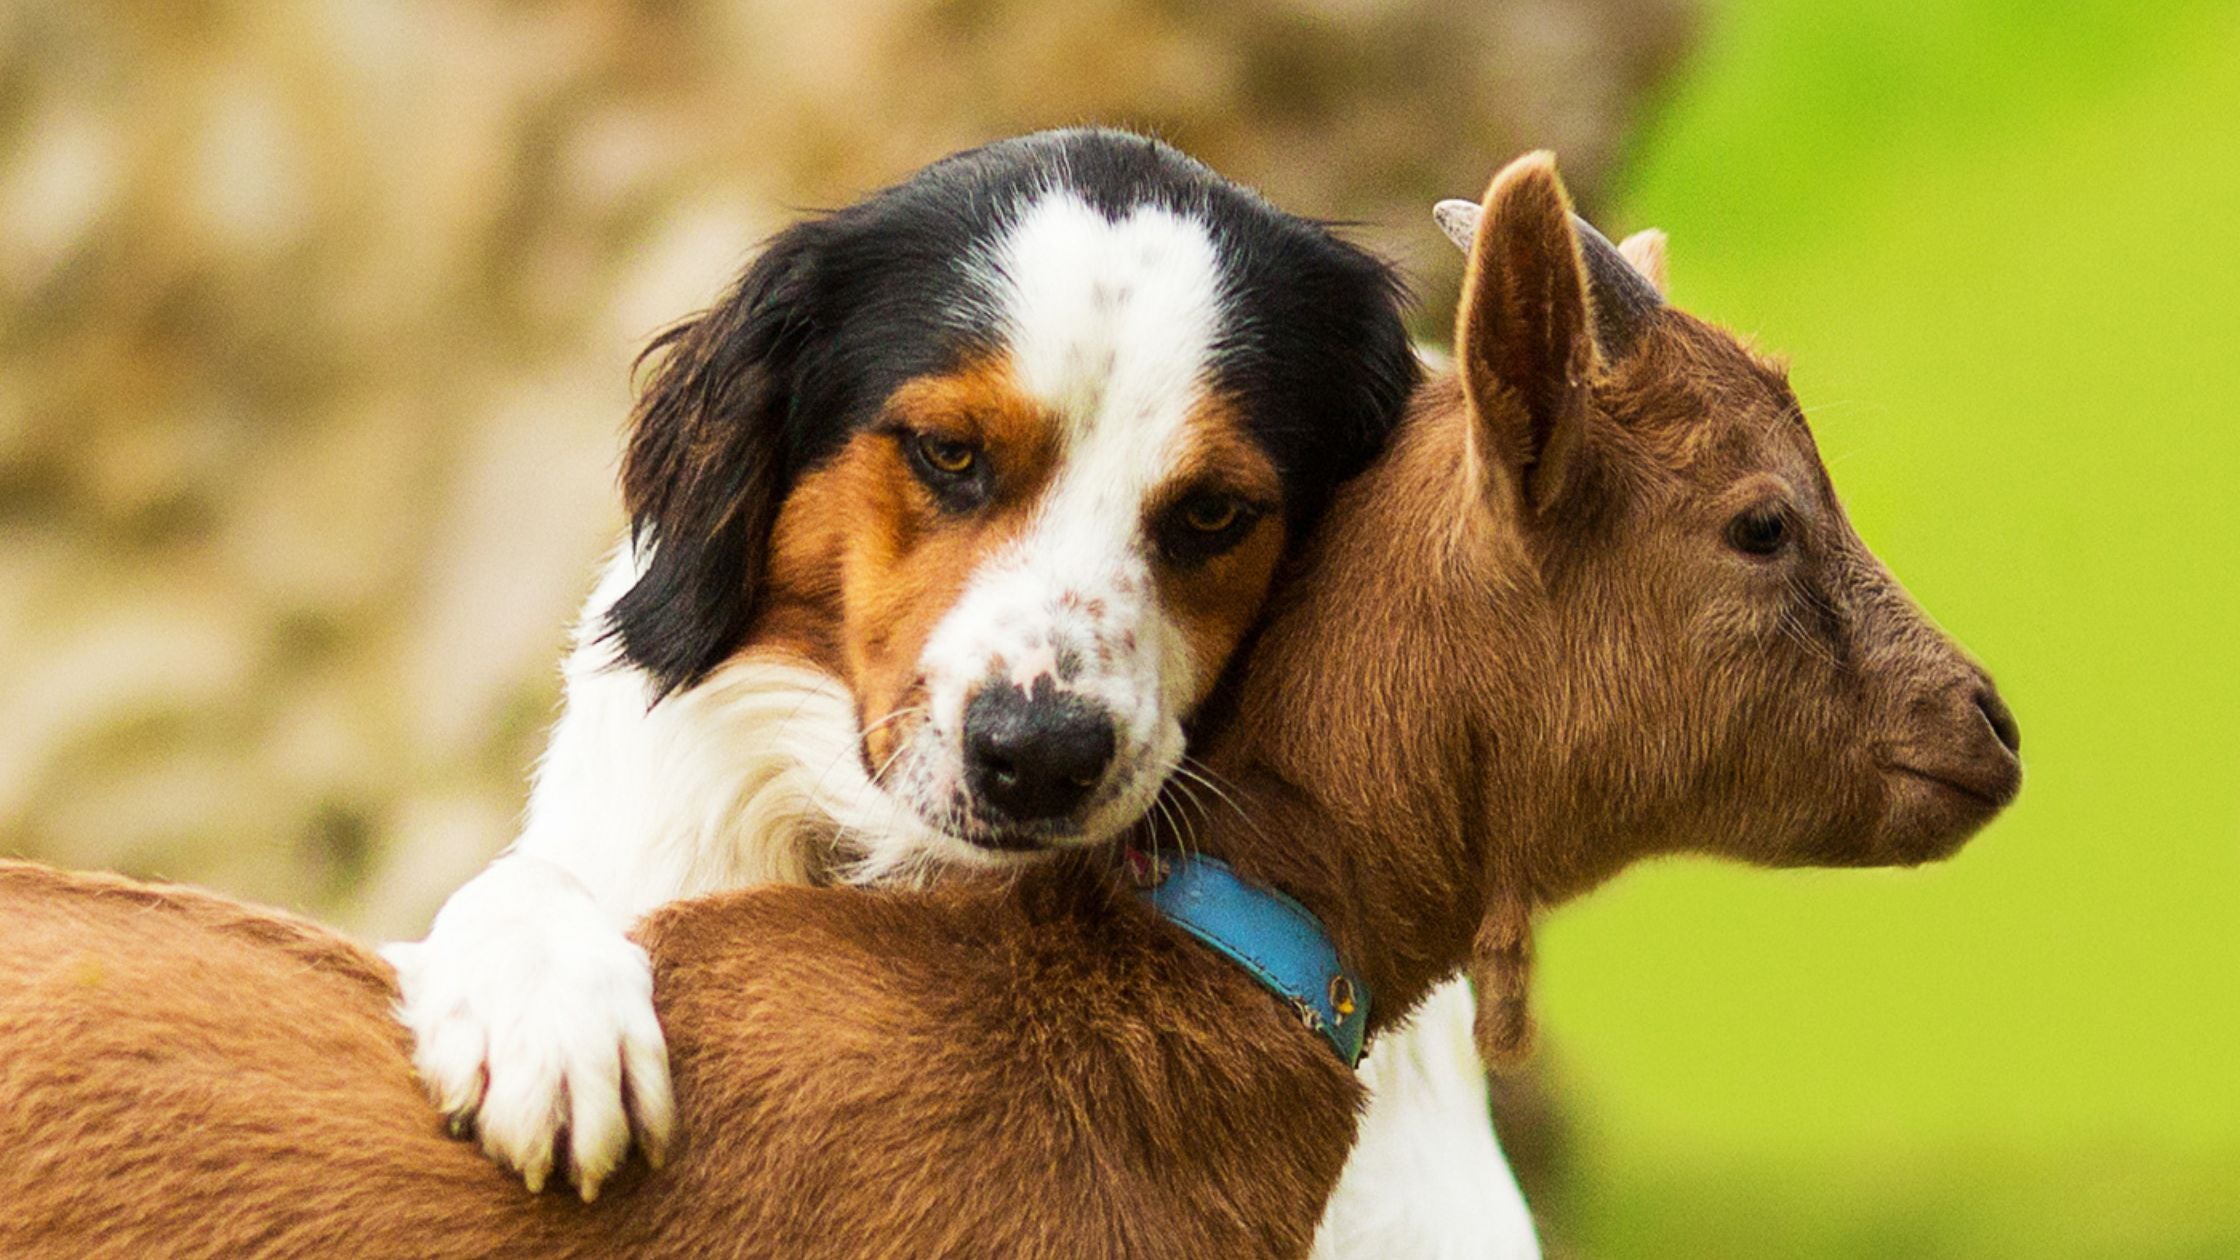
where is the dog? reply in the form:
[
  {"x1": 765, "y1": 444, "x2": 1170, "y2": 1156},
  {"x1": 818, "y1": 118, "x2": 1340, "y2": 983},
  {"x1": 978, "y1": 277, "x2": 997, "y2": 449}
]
[{"x1": 383, "y1": 127, "x2": 1422, "y2": 1203}]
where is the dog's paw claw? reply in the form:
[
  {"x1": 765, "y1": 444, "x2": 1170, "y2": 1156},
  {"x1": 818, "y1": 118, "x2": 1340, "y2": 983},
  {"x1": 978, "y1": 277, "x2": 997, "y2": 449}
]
[{"x1": 389, "y1": 859, "x2": 672, "y2": 1197}]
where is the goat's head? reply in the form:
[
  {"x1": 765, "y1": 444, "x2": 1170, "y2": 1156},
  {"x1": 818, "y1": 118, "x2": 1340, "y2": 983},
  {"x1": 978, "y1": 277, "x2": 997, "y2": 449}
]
[
  {"x1": 1440, "y1": 153, "x2": 2020, "y2": 875},
  {"x1": 1218, "y1": 153, "x2": 2022, "y2": 1062}
]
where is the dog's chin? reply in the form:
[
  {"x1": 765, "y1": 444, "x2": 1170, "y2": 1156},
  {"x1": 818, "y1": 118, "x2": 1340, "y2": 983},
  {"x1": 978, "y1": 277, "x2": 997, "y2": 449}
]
[
  {"x1": 847, "y1": 741, "x2": 1178, "y2": 880},
  {"x1": 833, "y1": 793, "x2": 1075, "y2": 880},
  {"x1": 957, "y1": 828, "x2": 1073, "y2": 861},
  {"x1": 946, "y1": 808, "x2": 1117, "y2": 865},
  {"x1": 896, "y1": 785, "x2": 1157, "y2": 873}
]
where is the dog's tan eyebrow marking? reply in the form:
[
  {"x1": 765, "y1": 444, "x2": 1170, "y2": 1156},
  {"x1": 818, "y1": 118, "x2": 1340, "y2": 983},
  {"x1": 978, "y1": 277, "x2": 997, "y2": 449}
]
[
  {"x1": 882, "y1": 355, "x2": 1060, "y2": 475},
  {"x1": 1153, "y1": 395, "x2": 1281, "y2": 510}
]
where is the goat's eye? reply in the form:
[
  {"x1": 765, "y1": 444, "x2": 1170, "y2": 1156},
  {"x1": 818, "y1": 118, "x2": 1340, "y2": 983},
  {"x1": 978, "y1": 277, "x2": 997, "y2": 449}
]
[
  {"x1": 1726, "y1": 506, "x2": 1789, "y2": 557},
  {"x1": 915, "y1": 434, "x2": 978, "y2": 477}
]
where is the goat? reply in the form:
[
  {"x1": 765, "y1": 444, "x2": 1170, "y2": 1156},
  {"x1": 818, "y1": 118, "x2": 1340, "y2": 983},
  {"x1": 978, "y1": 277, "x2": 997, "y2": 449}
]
[{"x1": 0, "y1": 153, "x2": 2019, "y2": 1259}]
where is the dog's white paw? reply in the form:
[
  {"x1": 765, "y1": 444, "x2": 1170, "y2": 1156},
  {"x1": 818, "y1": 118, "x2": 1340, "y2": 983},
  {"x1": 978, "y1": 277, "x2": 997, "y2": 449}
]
[{"x1": 382, "y1": 855, "x2": 675, "y2": 1201}]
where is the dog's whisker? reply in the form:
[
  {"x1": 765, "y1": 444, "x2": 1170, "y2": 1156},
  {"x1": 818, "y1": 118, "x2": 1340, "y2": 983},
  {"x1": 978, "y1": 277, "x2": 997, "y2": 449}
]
[
  {"x1": 808, "y1": 706, "x2": 928, "y2": 823},
  {"x1": 857, "y1": 706, "x2": 930, "y2": 739},
  {"x1": 1172, "y1": 785, "x2": 1207, "y2": 864},
  {"x1": 1155, "y1": 789, "x2": 1191, "y2": 856},
  {"x1": 1158, "y1": 779, "x2": 1208, "y2": 863},
  {"x1": 1173, "y1": 756, "x2": 1265, "y2": 844},
  {"x1": 827, "y1": 725, "x2": 939, "y2": 885}
]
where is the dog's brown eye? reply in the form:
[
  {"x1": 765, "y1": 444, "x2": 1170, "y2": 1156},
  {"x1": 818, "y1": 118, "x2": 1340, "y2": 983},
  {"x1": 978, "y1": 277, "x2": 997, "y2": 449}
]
[
  {"x1": 1181, "y1": 494, "x2": 1243, "y2": 534},
  {"x1": 1726, "y1": 506, "x2": 1789, "y2": 557},
  {"x1": 1158, "y1": 492, "x2": 1263, "y2": 566},
  {"x1": 916, "y1": 435, "x2": 978, "y2": 476},
  {"x1": 898, "y1": 428, "x2": 991, "y2": 514}
]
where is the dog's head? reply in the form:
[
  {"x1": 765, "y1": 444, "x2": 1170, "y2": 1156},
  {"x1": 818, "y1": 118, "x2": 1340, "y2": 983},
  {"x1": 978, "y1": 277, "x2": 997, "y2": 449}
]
[{"x1": 610, "y1": 129, "x2": 1415, "y2": 869}]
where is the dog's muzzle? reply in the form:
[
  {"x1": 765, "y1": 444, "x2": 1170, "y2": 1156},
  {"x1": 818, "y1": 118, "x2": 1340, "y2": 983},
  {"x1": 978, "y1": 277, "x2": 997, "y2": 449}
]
[{"x1": 962, "y1": 677, "x2": 1118, "y2": 830}]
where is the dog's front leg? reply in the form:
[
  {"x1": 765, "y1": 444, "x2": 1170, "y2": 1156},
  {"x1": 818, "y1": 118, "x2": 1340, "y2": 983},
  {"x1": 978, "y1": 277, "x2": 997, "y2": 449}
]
[{"x1": 382, "y1": 851, "x2": 674, "y2": 1200}]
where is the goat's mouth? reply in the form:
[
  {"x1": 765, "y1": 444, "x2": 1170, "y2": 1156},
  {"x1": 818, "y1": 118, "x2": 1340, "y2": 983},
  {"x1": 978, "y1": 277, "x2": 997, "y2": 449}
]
[
  {"x1": 1850, "y1": 751, "x2": 2022, "y2": 868},
  {"x1": 1881, "y1": 760, "x2": 2021, "y2": 810}
]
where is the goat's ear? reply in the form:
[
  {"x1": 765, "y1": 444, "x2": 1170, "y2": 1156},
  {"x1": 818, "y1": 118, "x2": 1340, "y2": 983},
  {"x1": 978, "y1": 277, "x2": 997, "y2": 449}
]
[
  {"x1": 1619, "y1": 228, "x2": 1669, "y2": 295},
  {"x1": 607, "y1": 234, "x2": 814, "y2": 699},
  {"x1": 1454, "y1": 152, "x2": 1596, "y2": 522},
  {"x1": 1468, "y1": 892, "x2": 1536, "y2": 1067}
]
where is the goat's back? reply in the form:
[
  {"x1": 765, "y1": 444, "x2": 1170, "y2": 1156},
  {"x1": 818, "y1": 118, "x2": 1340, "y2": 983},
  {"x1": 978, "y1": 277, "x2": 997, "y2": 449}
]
[
  {"x1": 0, "y1": 862, "x2": 597, "y2": 1258},
  {"x1": 0, "y1": 861, "x2": 1356, "y2": 1259}
]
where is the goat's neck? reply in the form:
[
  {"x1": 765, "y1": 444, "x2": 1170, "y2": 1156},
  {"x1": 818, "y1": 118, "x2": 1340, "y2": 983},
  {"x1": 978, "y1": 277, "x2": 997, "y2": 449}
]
[{"x1": 1195, "y1": 403, "x2": 1569, "y2": 1028}]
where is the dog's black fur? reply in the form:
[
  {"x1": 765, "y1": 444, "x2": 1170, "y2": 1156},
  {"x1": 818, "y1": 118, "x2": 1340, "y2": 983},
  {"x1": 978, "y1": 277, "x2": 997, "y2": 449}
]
[{"x1": 609, "y1": 128, "x2": 1419, "y2": 697}]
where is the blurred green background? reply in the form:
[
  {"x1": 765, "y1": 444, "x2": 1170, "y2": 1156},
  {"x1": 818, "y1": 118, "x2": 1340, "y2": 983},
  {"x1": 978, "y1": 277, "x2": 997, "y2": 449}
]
[
  {"x1": 2, "y1": 1, "x2": 2233, "y2": 1255},
  {"x1": 1538, "y1": 0, "x2": 2240, "y2": 1254}
]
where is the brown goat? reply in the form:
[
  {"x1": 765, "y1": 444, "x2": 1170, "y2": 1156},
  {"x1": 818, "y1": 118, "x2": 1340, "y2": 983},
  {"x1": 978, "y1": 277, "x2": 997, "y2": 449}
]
[{"x1": 0, "y1": 154, "x2": 2018, "y2": 1259}]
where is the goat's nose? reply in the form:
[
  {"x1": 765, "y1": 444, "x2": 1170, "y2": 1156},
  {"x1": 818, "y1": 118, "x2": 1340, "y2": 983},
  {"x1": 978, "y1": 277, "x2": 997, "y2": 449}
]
[
  {"x1": 1975, "y1": 686, "x2": 2022, "y2": 755},
  {"x1": 964, "y1": 682, "x2": 1117, "y2": 824}
]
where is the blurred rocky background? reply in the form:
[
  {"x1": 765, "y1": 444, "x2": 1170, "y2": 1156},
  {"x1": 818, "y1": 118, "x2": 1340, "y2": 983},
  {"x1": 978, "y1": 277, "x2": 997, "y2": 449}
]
[{"x1": 0, "y1": 0, "x2": 1695, "y2": 938}]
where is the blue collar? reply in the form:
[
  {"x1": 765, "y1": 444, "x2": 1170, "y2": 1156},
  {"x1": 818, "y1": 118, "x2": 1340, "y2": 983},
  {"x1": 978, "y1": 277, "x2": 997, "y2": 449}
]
[{"x1": 1126, "y1": 849, "x2": 1371, "y2": 1067}]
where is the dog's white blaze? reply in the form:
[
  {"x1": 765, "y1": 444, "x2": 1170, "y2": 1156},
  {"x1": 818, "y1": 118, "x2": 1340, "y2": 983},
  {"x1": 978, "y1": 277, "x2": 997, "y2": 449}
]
[
  {"x1": 989, "y1": 191, "x2": 1223, "y2": 707},
  {"x1": 895, "y1": 192, "x2": 1225, "y2": 854},
  {"x1": 997, "y1": 193, "x2": 1223, "y2": 453}
]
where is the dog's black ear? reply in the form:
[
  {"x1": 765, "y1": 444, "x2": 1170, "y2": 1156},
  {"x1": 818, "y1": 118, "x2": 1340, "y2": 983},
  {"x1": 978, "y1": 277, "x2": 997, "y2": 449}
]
[{"x1": 608, "y1": 233, "x2": 816, "y2": 699}]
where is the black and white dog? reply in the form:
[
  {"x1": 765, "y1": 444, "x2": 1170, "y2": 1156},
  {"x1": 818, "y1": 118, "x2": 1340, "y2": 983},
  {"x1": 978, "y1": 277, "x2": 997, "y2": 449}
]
[{"x1": 386, "y1": 129, "x2": 1534, "y2": 1255}]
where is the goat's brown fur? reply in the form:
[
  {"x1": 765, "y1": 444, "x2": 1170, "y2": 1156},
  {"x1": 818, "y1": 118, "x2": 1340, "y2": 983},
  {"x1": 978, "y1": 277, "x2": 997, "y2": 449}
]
[
  {"x1": 0, "y1": 860, "x2": 1348, "y2": 1259},
  {"x1": 0, "y1": 154, "x2": 2019, "y2": 1259}
]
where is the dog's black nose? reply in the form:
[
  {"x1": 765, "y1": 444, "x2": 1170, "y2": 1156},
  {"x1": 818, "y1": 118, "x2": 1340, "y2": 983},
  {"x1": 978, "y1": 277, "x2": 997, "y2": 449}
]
[{"x1": 964, "y1": 681, "x2": 1116, "y2": 825}]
